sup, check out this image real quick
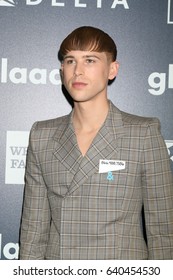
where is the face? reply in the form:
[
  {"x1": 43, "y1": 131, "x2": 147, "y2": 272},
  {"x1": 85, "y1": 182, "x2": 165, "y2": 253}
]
[{"x1": 61, "y1": 50, "x2": 119, "y2": 103}]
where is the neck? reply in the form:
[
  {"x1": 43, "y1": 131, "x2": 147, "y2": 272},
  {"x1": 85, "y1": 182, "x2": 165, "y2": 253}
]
[{"x1": 72, "y1": 98, "x2": 109, "y2": 132}]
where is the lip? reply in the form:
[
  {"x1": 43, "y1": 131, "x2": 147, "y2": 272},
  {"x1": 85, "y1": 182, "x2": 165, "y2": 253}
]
[{"x1": 72, "y1": 82, "x2": 87, "y2": 89}]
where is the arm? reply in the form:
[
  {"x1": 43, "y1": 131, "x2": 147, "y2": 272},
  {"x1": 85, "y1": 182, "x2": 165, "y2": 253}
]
[
  {"x1": 142, "y1": 119, "x2": 173, "y2": 259},
  {"x1": 19, "y1": 123, "x2": 51, "y2": 259}
]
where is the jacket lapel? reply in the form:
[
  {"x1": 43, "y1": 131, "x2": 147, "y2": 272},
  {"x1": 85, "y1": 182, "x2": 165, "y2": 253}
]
[
  {"x1": 53, "y1": 101, "x2": 125, "y2": 196},
  {"x1": 53, "y1": 113, "x2": 83, "y2": 175}
]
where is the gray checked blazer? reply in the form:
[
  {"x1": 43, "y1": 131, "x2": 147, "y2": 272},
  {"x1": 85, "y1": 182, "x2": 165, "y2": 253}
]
[{"x1": 19, "y1": 101, "x2": 173, "y2": 259}]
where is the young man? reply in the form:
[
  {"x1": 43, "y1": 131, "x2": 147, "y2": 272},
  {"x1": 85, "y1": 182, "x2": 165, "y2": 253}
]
[{"x1": 19, "y1": 26, "x2": 173, "y2": 259}]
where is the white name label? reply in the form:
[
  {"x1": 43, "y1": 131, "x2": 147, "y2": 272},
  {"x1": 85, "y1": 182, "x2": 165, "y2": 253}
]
[{"x1": 99, "y1": 159, "x2": 126, "y2": 173}]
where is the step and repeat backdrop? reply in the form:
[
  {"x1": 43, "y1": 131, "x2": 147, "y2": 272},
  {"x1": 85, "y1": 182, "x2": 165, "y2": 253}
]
[{"x1": 0, "y1": 0, "x2": 173, "y2": 260}]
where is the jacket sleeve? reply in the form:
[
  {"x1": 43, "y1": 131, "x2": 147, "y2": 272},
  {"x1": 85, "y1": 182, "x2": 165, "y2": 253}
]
[
  {"x1": 19, "y1": 122, "x2": 51, "y2": 259},
  {"x1": 142, "y1": 119, "x2": 173, "y2": 259}
]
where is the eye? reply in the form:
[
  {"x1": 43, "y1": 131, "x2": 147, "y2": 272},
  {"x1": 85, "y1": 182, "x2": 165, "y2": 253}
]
[
  {"x1": 64, "y1": 59, "x2": 76, "y2": 65},
  {"x1": 86, "y1": 58, "x2": 95, "y2": 64}
]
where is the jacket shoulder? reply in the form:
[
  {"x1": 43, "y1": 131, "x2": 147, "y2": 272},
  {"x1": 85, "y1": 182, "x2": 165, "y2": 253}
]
[
  {"x1": 29, "y1": 114, "x2": 71, "y2": 140},
  {"x1": 33, "y1": 114, "x2": 70, "y2": 129},
  {"x1": 120, "y1": 110, "x2": 160, "y2": 127}
]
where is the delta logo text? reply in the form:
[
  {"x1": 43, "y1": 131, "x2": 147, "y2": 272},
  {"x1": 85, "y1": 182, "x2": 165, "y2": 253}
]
[
  {"x1": 0, "y1": 0, "x2": 129, "y2": 9},
  {"x1": 0, "y1": 0, "x2": 16, "y2": 6},
  {"x1": 148, "y1": 64, "x2": 173, "y2": 95},
  {"x1": 167, "y1": 0, "x2": 173, "y2": 24}
]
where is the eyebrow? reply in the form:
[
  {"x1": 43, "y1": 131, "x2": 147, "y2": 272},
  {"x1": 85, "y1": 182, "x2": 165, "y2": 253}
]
[
  {"x1": 63, "y1": 54, "x2": 101, "y2": 60},
  {"x1": 63, "y1": 55, "x2": 74, "y2": 60}
]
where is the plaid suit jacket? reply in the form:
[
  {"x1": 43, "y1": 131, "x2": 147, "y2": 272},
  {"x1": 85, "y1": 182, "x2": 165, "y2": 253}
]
[{"x1": 19, "y1": 101, "x2": 173, "y2": 259}]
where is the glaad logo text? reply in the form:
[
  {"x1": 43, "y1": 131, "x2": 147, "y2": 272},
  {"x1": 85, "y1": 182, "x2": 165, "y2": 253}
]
[
  {"x1": 148, "y1": 65, "x2": 173, "y2": 95},
  {"x1": 0, "y1": 234, "x2": 18, "y2": 260},
  {"x1": 0, "y1": 58, "x2": 61, "y2": 85}
]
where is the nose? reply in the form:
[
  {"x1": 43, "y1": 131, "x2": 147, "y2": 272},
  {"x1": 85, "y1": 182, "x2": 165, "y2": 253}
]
[{"x1": 74, "y1": 61, "x2": 83, "y2": 76}]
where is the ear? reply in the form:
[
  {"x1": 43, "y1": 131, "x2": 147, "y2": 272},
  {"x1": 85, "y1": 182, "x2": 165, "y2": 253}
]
[{"x1": 108, "y1": 61, "x2": 119, "y2": 80}]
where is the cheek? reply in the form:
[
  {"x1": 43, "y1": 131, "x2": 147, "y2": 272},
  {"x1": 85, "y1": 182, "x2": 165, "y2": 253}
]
[
  {"x1": 62, "y1": 69, "x2": 72, "y2": 84},
  {"x1": 96, "y1": 69, "x2": 110, "y2": 82},
  {"x1": 87, "y1": 66, "x2": 107, "y2": 78}
]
